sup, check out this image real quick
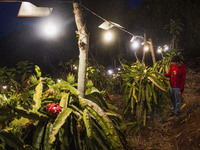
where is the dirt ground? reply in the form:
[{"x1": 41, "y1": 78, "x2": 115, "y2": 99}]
[{"x1": 108, "y1": 69, "x2": 200, "y2": 150}]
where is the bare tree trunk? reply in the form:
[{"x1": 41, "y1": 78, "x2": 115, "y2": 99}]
[
  {"x1": 142, "y1": 33, "x2": 146, "y2": 69},
  {"x1": 149, "y1": 38, "x2": 156, "y2": 66},
  {"x1": 171, "y1": 37, "x2": 175, "y2": 50},
  {"x1": 73, "y1": 3, "x2": 89, "y2": 98},
  {"x1": 134, "y1": 51, "x2": 140, "y2": 63}
]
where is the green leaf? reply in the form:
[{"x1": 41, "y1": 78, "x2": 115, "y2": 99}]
[
  {"x1": 152, "y1": 87, "x2": 157, "y2": 105},
  {"x1": 35, "y1": 65, "x2": 41, "y2": 78},
  {"x1": 59, "y1": 93, "x2": 70, "y2": 109},
  {"x1": 132, "y1": 86, "x2": 138, "y2": 103},
  {"x1": 83, "y1": 109, "x2": 92, "y2": 138},
  {"x1": 148, "y1": 76, "x2": 166, "y2": 91},
  {"x1": 49, "y1": 108, "x2": 73, "y2": 144},
  {"x1": 131, "y1": 96, "x2": 134, "y2": 114},
  {"x1": 33, "y1": 79, "x2": 43, "y2": 112},
  {"x1": 106, "y1": 111, "x2": 122, "y2": 120},
  {"x1": 59, "y1": 126, "x2": 70, "y2": 150},
  {"x1": 145, "y1": 84, "x2": 152, "y2": 112},
  {"x1": 9, "y1": 117, "x2": 30, "y2": 127},
  {"x1": 56, "y1": 82, "x2": 79, "y2": 96},
  {"x1": 143, "y1": 108, "x2": 147, "y2": 126},
  {"x1": 30, "y1": 75, "x2": 38, "y2": 84},
  {"x1": 79, "y1": 98, "x2": 122, "y2": 149},
  {"x1": 32, "y1": 121, "x2": 46, "y2": 149},
  {"x1": 14, "y1": 107, "x2": 48, "y2": 121},
  {"x1": 85, "y1": 87, "x2": 100, "y2": 95},
  {"x1": 43, "y1": 122, "x2": 53, "y2": 150},
  {"x1": 0, "y1": 130, "x2": 25, "y2": 150},
  {"x1": 0, "y1": 114, "x2": 15, "y2": 121},
  {"x1": 92, "y1": 133, "x2": 109, "y2": 150},
  {"x1": 86, "y1": 106, "x2": 121, "y2": 149},
  {"x1": 107, "y1": 103, "x2": 118, "y2": 111}
]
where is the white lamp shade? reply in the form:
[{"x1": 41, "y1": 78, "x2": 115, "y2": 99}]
[{"x1": 18, "y1": 2, "x2": 53, "y2": 17}]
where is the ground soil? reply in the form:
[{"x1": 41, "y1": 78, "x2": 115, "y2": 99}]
[{"x1": 108, "y1": 69, "x2": 200, "y2": 150}]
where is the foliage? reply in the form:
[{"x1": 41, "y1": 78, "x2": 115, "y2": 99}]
[
  {"x1": 0, "y1": 61, "x2": 34, "y2": 94},
  {"x1": 163, "y1": 19, "x2": 184, "y2": 49},
  {"x1": 86, "y1": 64, "x2": 123, "y2": 94},
  {"x1": 0, "y1": 66, "x2": 126, "y2": 150},
  {"x1": 58, "y1": 59, "x2": 78, "y2": 79},
  {"x1": 120, "y1": 61, "x2": 169, "y2": 127},
  {"x1": 154, "y1": 49, "x2": 184, "y2": 73},
  {"x1": 58, "y1": 60, "x2": 123, "y2": 94}
]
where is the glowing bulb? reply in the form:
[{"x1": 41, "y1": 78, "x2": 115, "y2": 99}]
[
  {"x1": 164, "y1": 45, "x2": 169, "y2": 50},
  {"x1": 131, "y1": 41, "x2": 140, "y2": 49},
  {"x1": 73, "y1": 65, "x2": 77, "y2": 70},
  {"x1": 108, "y1": 69, "x2": 113, "y2": 75},
  {"x1": 104, "y1": 31, "x2": 113, "y2": 42},
  {"x1": 2, "y1": 86, "x2": 7, "y2": 89},
  {"x1": 43, "y1": 22, "x2": 59, "y2": 38},
  {"x1": 144, "y1": 45, "x2": 149, "y2": 51},
  {"x1": 157, "y1": 49, "x2": 162, "y2": 53},
  {"x1": 157, "y1": 46, "x2": 162, "y2": 53}
]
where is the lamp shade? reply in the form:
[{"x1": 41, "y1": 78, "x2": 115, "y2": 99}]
[{"x1": 17, "y1": 2, "x2": 52, "y2": 17}]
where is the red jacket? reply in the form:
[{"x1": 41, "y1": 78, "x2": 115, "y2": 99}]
[{"x1": 164, "y1": 64, "x2": 187, "y2": 92}]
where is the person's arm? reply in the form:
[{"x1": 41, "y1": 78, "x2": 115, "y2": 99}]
[{"x1": 164, "y1": 65, "x2": 172, "y2": 78}]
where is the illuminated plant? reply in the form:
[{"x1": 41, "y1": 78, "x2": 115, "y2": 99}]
[
  {"x1": 0, "y1": 66, "x2": 126, "y2": 150},
  {"x1": 120, "y1": 62, "x2": 169, "y2": 127}
]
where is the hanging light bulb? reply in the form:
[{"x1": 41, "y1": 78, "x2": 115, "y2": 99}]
[
  {"x1": 131, "y1": 40, "x2": 140, "y2": 49},
  {"x1": 104, "y1": 31, "x2": 114, "y2": 42},
  {"x1": 107, "y1": 69, "x2": 113, "y2": 75},
  {"x1": 157, "y1": 46, "x2": 162, "y2": 53},
  {"x1": 164, "y1": 45, "x2": 169, "y2": 50},
  {"x1": 144, "y1": 45, "x2": 149, "y2": 51}
]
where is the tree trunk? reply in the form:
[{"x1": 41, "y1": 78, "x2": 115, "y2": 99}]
[
  {"x1": 73, "y1": 3, "x2": 90, "y2": 98},
  {"x1": 142, "y1": 33, "x2": 146, "y2": 69},
  {"x1": 149, "y1": 38, "x2": 156, "y2": 66}
]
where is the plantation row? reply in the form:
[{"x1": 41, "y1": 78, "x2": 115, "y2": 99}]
[{"x1": 0, "y1": 51, "x2": 181, "y2": 149}]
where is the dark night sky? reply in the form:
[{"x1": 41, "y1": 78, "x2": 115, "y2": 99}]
[
  {"x1": 0, "y1": 2, "x2": 21, "y2": 36},
  {"x1": 0, "y1": 0, "x2": 142, "y2": 71},
  {"x1": 127, "y1": 0, "x2": 141, "y2": 8},
  {"x1": 0, "y1": 0, "x2": 141, "y2": 36}
]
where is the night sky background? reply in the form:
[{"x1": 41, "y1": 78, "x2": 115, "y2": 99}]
[{"x1": 0, "y1": 0, "x2": 200, "y2": 74}]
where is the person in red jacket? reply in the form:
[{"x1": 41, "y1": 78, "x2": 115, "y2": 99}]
[{"x1": 165, "y1": 55, "x2": 187, "y2": 115}]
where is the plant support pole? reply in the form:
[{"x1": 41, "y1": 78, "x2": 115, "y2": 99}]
[{"x1": 73, "y1": 2, "x2": 90, "y2": 98}]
